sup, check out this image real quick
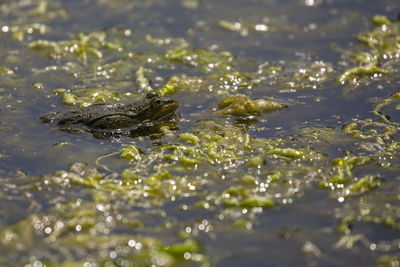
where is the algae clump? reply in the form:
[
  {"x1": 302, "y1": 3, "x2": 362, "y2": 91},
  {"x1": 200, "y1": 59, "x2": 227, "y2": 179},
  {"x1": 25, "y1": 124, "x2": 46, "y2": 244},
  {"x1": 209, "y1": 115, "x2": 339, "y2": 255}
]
[
  {"x1": 120, "y1": 145, "x2": 142, "y2": 160},
  {"x1": 158, "y1": 72, "x2": 252, "y2": 96},
  {"x1": 29, "y1": 32, "x2": 121, "y2": 64},
  {"x1": 165, "y1": 47, "x2": 234, "y2": 72},
  {"x1": 319, "y1": 153, "x2": 371, "y2": 189},
  {"x1": 53, "y1": 88, "x2": 120, "y2": 107},
  {"x1": 339, "y1": 15, "x2": 400, "y2": 85},
  {"x1": 216, "y1": 94, "x2": 286, "y2": 117}
]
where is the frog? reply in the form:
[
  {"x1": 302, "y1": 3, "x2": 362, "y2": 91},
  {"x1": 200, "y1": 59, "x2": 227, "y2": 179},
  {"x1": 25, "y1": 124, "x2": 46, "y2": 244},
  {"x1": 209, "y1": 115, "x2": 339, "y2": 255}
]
[{"x1": 40, "y1": 93, "x2": 179, "y2": 139}]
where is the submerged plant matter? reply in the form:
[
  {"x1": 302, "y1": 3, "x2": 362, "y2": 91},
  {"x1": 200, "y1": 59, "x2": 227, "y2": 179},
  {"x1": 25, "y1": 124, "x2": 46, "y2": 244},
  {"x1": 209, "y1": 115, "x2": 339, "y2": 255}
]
[{"x1": 0, "y1": 1, "x2": 400, "y2": 266}]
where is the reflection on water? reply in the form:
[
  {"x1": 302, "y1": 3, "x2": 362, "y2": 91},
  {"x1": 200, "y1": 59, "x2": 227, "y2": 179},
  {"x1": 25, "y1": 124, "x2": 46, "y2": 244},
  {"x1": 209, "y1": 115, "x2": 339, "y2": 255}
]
[{"x1": 0, "y1": 0, "x2": 400, "y2": 266}]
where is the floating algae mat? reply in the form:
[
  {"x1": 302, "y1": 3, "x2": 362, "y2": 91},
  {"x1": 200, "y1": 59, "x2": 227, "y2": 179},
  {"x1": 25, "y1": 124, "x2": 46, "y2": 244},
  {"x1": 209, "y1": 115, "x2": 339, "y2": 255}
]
[{"x1": 1, "y1": 0, "x2": 400, "y2": 266}]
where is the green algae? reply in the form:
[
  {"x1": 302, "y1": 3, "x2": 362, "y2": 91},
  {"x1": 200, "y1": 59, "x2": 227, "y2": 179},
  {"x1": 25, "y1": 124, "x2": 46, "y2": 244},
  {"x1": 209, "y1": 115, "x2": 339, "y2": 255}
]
[
  {"x1": 240, "y1": 196, "x2": 275, "y2": 208},
  {"x1": 240, "y1": 174, "x2": 257, "y2": 185},
  {"x1": 1, "y1": 204, "x2": 206, "y2": 266},
  {"x1": 248, "y1": 156, "x2": 265, "y2": 168},
  {"x1": 319, "y1": 153, "x2": 371, "y2": 189},
  {"x1": 0, "y1": 65, "x2": 25, "y2": 87},
  {"x1": 344, "y1": 118, "x2": 397, "y2": 144},
  {"x1": 0, "y1": 167, "x2": 209, "y2": 265},
  {"x1": 346, "y1": 175, "x2": 380, "y2": 194},
  {"x1": 178, "y1": 133, "x2": 201, "y2": 146},
  {"x1": 181, "y1": 0, "x2": 200, "y2": 9},
  {"x1": 337, "y1": 214, "x2": 400, "y2": 235},
  {"x1": 60, "y1": 92, "x2": 79, "y2": 105},
  {"x1": 158, "y1": 71, "x2": 252, "y2": 96},
  {"x1": 134, "y1": 66, "x2": 153, "y2": 93},
  {"x1": 357, "y1": 15, "x2": 399, "y2": 51},
  {"x1": 44, "y1": 60, "x2": 143, "y2": 107},
  {"x1": 221, "y1": 185, "x2": 275, "y2": 208},
  {"x1": 333, "y1": 176, "x2": 400, "y2": 259},
  {"x1": 230, "y1": 219, "x2": 252, "y2": 230},
  {"x1": 32, "y1": 82, "x2": 44, "y2": 90},
  {"x1": 373, "y1": 91, "x2": 400, "y2": 125},
  {"x1": 1, "y1": 1, "x2": 400, "y2": 266},
  {"x1": 332, "y1": 174, "x2": 382, "y2": 199},
  {"x1": 339, "y1": 15, "x2": 400, "y2": 86},
  {"x1": 143, "y1": 122, "x2": 327, "y2": 220},
  {"x1": 255, "y1": 60, "x2": 336, "y2": 90},
  {"x1": 377, "y1": 255, "x2": 400, "y2": 267},
  {"x1": 0, "y1": 0, "x2": 68, "y2": 26},
  {"x1": 0, "y1": 67, "x2": 14, "y2": 75},
  {"x1": 164, "y1": 48, "x2": 234, "y2": 73},
  {"x1": 338, "y1": 64, "x2": 390, "y2": 85},
  {"x1": 266, "y1": 147, "x2": 307, "y2": 159},
  {"x1": 372, "y1": 15, "x2": 391, "y2": 26},
  {"x1": 8, "y1": 118, "x2": 325, "y2": 231},
  {"x1": 158, "y1": 120, "x2": 256, "y2": 165},
  {"x1": 162, "y1": 240, "x2": 201, "y2": 260},
  {"x1": 29, "y1": 32, "x2": 121, "y2": 64},
  {"x1": 53, "y1": 88, "x2": 121, "y2": 107},
  {"x1": 29, "y1": 0, "x2": 69, "y2": 20},
  {"x1": 342, "y1": 116, "x2": 400, "y2": 168},
  {"x1": 216, "y1": 94, "x2": 285, "y2": 117},
  {"x1": 120, "y1": 145, "x2": 142, "y2": 160},
  {"x1": 6, "y1": 23, "x2": 50, "y2": 41},
  {"x1": 291, "y1": 61, "x2": 335, "y2": 89}
]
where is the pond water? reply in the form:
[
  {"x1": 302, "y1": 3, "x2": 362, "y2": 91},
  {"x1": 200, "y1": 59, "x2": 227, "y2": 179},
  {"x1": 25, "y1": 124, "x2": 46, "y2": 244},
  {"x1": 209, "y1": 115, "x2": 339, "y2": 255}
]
[{"x1": 1, "y1": 0, "x2": 400, "y2": 266}]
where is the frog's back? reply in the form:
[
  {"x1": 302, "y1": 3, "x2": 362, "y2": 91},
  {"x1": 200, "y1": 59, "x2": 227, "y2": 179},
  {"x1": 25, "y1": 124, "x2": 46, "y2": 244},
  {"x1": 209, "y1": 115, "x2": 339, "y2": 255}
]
[
  {"x1": 39, "y1": 93, "x2": 179, "y2": 139},
  {"x1": 41, "y1": 103, "x2": 138, "y2": 125}
]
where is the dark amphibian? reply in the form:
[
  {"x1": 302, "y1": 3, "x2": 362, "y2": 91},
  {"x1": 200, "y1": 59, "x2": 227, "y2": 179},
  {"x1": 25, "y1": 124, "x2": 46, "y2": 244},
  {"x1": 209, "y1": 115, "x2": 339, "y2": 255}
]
[{"x1": 40, "y1": 93, "x2": 179, "y2": 139}]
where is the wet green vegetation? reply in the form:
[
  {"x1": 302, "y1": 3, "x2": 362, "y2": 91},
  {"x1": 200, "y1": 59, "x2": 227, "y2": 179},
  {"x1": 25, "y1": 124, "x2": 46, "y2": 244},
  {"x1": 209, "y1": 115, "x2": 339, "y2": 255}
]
[
  {"x1": 338, "y1": 14, "x2": 400, "y2": 86},
  {"x1": 0, "y1": 0, "x2": 400, "y2": 266}
]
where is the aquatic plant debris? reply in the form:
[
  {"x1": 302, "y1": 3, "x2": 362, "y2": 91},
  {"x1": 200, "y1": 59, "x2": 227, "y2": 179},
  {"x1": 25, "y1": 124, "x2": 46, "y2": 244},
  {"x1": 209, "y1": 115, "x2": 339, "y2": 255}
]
[
  {"x1": 158, "y1": 71, "x2": 253, "y2": 96},
  {"x1": 216, "y1": 93, "x2": 286, "y2": 116},
  {"x1": 338, "y1": 15, "x2": 400, "y2": 86},
  {"x1": 29, "y1": 32, "x2": 121, "y2": 64},
  {"x1": 0, "y1": 1, "x2": 400, "y2": 266}
]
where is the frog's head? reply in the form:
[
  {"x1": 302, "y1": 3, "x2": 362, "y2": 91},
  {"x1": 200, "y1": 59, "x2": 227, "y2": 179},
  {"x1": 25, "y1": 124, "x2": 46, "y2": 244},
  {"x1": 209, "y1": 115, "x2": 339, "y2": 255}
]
[{"x1": 136, "y1": 93, "x2": 179, "y2": 122}]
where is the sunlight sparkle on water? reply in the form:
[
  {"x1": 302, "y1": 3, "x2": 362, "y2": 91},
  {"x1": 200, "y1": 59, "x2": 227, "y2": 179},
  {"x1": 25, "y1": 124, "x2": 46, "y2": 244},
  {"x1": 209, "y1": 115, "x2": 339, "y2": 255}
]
[
  {"x1": 128, "y1": 239, "x2": 136, "y2": 247},
  {"x1": 184, "y1": 252, "x2": 191, "y2": 260},
  {"x1": 305, "y1": 0, "x2": 315, "y2": 6},
  {"x1": 109, "y1": 251, "x2": 117, "y2": 259}
]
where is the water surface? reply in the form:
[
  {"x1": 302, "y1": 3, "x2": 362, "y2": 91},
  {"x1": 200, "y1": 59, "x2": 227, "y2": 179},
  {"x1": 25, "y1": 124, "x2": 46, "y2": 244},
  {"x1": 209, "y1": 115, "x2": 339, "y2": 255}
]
[{"x1": 0, "y1": 0, "x2": 399, "y2": 266}]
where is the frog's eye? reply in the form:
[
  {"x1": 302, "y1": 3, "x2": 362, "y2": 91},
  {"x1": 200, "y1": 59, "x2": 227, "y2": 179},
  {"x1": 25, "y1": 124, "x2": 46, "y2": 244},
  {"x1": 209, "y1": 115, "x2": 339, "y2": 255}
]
[{"x1": 153, "y1": 98, "x2": 162, "y2": 106}]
